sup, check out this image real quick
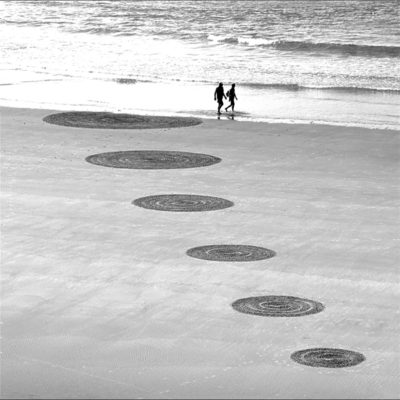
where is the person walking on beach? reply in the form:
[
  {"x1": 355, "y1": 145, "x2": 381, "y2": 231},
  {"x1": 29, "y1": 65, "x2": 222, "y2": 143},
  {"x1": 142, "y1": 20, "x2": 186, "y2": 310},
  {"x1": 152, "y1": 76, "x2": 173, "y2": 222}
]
[
  {"x1": 214, "y1": 82, "x2": 226, "y2": 114},
  {"x1": 225, "y1": 83, "x2": 238, "y2": 113}
]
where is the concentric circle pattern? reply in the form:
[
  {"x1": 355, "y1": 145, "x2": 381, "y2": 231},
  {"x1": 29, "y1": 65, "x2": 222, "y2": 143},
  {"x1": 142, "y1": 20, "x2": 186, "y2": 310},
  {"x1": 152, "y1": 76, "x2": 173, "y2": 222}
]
[
  {"x1": 231, "y1": 295, "x2": 324, "y2": 317},
  {"x1": 186, "y1": 245, "x2": 276, "y2": 261},
  {"x1": 291, "y1": 348, "x2": 366, "y2": 368},
  {"x1": 43, "y1": 112, "x2": 201, "y2": 129},
  {"x1": 85, "y1": 150, "x2": 221, "y2": 169},
  {"x1": 132, "y1": 194, "x2": 234, "y2": 212}
]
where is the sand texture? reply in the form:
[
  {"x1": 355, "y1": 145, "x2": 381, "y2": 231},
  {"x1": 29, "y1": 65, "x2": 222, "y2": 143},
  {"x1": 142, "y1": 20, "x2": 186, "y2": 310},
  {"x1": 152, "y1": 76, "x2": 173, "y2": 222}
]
[
  {"x1": 43, "y1": 111, "x2": 202, "y2": 129},
  {"x1": 1, "y1": 106, "x2": 399, "y2": 399}
]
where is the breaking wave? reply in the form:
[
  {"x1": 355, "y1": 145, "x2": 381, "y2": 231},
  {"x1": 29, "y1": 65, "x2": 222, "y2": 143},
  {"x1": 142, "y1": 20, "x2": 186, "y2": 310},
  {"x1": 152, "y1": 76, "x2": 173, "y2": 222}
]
[
  {"x1": 112, "y1": 76, "x2": 400, "y2": 94},
  {"x1": 207, "y1": 36, "x2": 400, "y2": 58},
  {"x1": 238, "y1": 82, "x2": 400, "y2": 93}
]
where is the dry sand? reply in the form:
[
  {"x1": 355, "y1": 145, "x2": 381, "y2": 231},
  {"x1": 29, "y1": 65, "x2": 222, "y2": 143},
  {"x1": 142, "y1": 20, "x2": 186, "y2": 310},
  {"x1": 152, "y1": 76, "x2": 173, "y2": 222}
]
[{"x1": 1, "y1": 106, "x2": 399, "y2": 399}]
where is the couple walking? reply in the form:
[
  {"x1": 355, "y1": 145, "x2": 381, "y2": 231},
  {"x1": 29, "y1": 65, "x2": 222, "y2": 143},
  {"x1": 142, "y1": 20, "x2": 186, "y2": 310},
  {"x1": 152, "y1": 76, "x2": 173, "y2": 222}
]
[{"x1": 214, "y1": 82, "x2": 238, "y2": 115}]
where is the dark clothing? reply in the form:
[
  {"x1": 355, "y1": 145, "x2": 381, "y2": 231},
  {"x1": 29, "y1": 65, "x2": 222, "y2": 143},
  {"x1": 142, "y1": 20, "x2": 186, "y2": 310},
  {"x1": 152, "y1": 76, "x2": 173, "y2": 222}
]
[
  {"x1": 214, "y1": 84, "x2": 226, "y2": 114},
  {"x1": 225, "y1": 85, "x2": 237, "y2": 113},
  {"x1": 215, "y1": 86, "x2": 225, "y2": 103}
]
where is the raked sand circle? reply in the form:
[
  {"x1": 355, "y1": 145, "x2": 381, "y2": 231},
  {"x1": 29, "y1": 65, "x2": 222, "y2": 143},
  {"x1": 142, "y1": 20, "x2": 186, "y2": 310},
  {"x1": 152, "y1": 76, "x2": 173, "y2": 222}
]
[
  {"x1": 132, "y1": 194, "x2": 234, "y2": 212},
  {"x1": 86, "y1": 150, "x2": 221, "y2": 169},
  {"x1": 291, "y1": 348, "x2": 366, "y2": 368},
  {"x1": 43, "y1": 111, "x2": 202, "y2": 129},
  {"x1": 232, "y1": 295, "x2": 324, "y2": 317},
  {"x1": 186, "y1": 245, "x2": 276, "y2": 261}
]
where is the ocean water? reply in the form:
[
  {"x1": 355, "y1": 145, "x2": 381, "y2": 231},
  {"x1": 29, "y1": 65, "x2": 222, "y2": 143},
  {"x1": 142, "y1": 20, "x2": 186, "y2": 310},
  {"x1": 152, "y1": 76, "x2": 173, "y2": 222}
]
[{"x1": 1, "y1": 0, "x2": 399, "y2": 129}]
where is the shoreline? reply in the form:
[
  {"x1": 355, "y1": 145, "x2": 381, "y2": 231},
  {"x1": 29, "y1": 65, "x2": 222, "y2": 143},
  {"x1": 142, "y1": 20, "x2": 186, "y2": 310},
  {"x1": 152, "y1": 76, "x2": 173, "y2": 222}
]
[
  {"x1": 1, "y1": 76, "x2": 399, "y2": 131},
  {"x1": 1, "y1": 106, "x2": 399, "y2": 399},
  {"x1": 1, "y1": 102, "x2": 399, "y2": 133}
]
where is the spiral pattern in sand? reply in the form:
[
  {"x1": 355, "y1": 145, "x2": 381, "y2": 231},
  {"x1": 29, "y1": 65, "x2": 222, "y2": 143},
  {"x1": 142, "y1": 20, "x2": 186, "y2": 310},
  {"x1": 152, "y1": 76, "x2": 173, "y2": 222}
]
[
  {"x1": 85, "y1": 150, "x2": 221, "y2": 169},
  {"x1": 186, "y1": 245, "x2": 276, "y2": 261},
  {"x1": 291, "y1": 348, "x2": 366, "y2": 368},
  {"x1": 43, "y1": 112, "x2": 201, "y2": 129},
  {"x1": 231, "y1": 295, "x2": 324, "y2": 317},
  {"x1": 132, "y1": 194, "x2": 234, "y2": 212}
]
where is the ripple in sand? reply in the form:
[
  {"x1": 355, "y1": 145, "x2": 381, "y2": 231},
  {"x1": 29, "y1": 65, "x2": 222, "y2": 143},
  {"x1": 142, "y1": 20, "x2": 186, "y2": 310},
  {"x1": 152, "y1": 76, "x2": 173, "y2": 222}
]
[
  {"x1": 132, "y1": 194, "x2": 234, "y2": 212},
  {"x1": 291, "y1": 348, "x2": 366, "y2": 368},
  {"x1": 43, "y1": 111, "x2": 201, "y2": 129},
  {"x1": 86, "y1": 150, "x2": 221, "y2": 169},
  {"x1": 186, "y1": 245, "x2": 276, "y2": 261},
  {"x1": 232, "y1": 295, "x2": 324, "y2": 317}
]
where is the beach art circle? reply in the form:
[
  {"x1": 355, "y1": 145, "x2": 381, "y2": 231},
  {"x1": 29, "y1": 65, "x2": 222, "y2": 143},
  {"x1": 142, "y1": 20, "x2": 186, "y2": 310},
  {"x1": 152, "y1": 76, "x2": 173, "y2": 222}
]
[
  {"x1": 43, "y1": 112, "x2": 201, "y2": 129},
  {"x1": 132, "y1": 194, "x2": 234, "y2": 212},
  {"x1": 291, "y1": 348, "x2": 366, "y2": 368},
  {"x1": 231, "y1": 295, "x2": 324, "y2": 317},
  {"x1": 86, "y1": 150, "x2": 221, "y2": 169},
  {"x1": 186, "y1": 245, "x2": 275, "y2": 261}
]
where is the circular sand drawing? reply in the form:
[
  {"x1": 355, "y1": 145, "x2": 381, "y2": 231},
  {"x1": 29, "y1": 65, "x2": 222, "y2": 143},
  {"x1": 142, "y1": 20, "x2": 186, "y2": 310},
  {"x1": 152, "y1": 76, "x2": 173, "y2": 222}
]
[
  {"x1": 86, "y1": 150, "x2": 221, "y2": 169},
  {"x1": 231, "y1": 295, "x2": 324, "y2": 317},
  {"x1": 186, "y1": 245, "x2": 275, "y2": 261},
  {"x1": 132, "y1": 194, "x2": 234, "y2": 212},
  {"x1": 43, "y1": 112, "x2": 201, "y2": 129},
  {"x1": 291, "y1": 348, "x2": 365, "y2": 368}
]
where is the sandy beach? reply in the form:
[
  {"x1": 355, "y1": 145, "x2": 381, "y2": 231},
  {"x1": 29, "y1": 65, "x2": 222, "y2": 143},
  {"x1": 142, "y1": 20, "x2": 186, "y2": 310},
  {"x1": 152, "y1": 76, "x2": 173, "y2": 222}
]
[{"x1": 1, "y1": 106, "x2": 399, "y2": 399}]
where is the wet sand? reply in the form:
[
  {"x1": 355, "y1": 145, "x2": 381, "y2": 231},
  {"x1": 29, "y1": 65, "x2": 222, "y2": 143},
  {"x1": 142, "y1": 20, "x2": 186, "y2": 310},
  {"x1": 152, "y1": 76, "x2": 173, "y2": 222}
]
[{"x1": 1, "y1": 106, "x2": 399, "y2": 399}]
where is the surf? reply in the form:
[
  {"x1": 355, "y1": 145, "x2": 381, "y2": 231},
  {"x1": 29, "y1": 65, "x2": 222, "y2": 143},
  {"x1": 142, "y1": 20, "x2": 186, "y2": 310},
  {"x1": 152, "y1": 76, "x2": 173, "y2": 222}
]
[{"x1": 207, "y1": 35, "x2": 400, "y2": 58}]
